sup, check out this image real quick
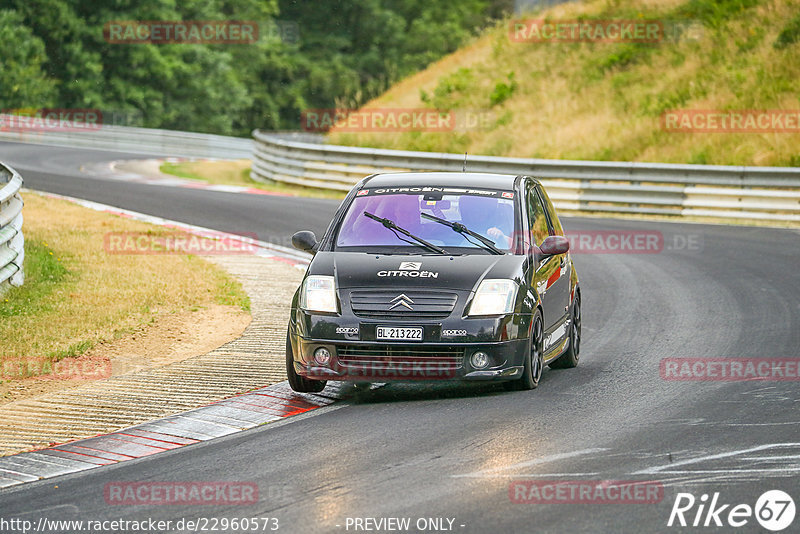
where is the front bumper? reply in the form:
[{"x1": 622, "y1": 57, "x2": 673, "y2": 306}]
[
  {"x1": 289, "y1": 295, "x2": 533, "y2": 383},
  {"x1": 291, "y1": 335, "x2": 529, "y2": 382}
]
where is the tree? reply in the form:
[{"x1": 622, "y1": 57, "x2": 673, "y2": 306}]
[
  {"x1": 0, "y1": 9, "x2": 57, "y2": 109},
  {"x1": 3, "y1": 0, "x2": 500, "y2": 134}
]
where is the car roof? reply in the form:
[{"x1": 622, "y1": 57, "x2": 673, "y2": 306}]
[{"x1": 362, "y1": 172, "x2": 522, "y2": 190}]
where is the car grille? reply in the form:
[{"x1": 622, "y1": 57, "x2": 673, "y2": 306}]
[
  {"x1": 337, "y1": 345, "x2": 464, "y2": 370},
  {"x1": 349, "y1": 291, "x2": 458, "y2": 320}
]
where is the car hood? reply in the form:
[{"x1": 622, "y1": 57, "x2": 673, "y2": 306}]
[{"x1": 308, "y1": 252, "x2": 527, "y2": 291}]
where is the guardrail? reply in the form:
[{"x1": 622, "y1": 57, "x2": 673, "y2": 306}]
[
  {"x1": 0, "y1": 115, "x2": 252, "y2": 159},
  {"x1": 2, "y1": 117, "x2": 796, "y2": 223},
  {"x1": 0, "y1": 163, "x2": 24, "y2": 293},
  {"x1": 252, "y1": 130, "x2": 800, "y2": 222}
]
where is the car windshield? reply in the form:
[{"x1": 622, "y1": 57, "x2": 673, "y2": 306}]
[{"x1": 335, "y1": 189, "x2": 517, "y2": 254}]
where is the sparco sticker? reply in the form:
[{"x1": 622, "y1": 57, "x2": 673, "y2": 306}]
[{"x1": 336, "y1": 327, "x2": 359, "y2": 335}]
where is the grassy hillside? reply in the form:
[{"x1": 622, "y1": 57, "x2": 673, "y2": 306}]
[{"x1": 330, "y1": 0, "x2": 800, "y2": 166}]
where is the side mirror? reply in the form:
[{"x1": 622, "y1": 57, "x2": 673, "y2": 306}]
[
  {"x1": 292, "y1": 230, "x2": 318, "y2": 253},
  {"x1": 539, "y1": 235, "x2": 569, "y2": 256}
]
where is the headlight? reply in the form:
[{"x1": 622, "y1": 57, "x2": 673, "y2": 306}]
[
  {"x1": 468, "y1": 279, "x2": 517, "y2": 316},
  {"x1": 300, "y1": 275, "x2": 338, "y2": 313}
]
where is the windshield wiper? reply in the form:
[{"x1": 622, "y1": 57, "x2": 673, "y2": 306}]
[
  {"x1": 420, "y1": 212, "x2": 504, "y2": 255},
  {"x1": 363, "y1": 211, "x2": 449, "y2": 255}
]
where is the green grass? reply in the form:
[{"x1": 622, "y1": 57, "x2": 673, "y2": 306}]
[
  {"x1": 0, "y1": 241, "x2": 98, "y2": 367},
  {"x1": 0, "y1": 240, "x2": 71, "y2": 319},
  {"x1": 678, "y1": 0, "x2": 761, "y2": 27},
  {"x1": 330, "y1": 0, "x2": 800, "y2": 167},
  {"x1": 50, "y1": 340, "x2": 94, "y2": 363},
  {"x1": 209, "y1": 262, "x2": 251, "y2": 312},
  {"x1": 1, "y1": 193, "x2": 252, "y2": 376},
  {"x1": 774, "y1": 12, "x2": 800, "y2": 48}
]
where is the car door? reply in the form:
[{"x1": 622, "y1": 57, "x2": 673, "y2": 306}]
[
  {"x1": 525, "y1": 183, "x2": 562, "y2": 332},
  {"x1": 536, "y1": 184, "x2": 571, "y2": 337}
]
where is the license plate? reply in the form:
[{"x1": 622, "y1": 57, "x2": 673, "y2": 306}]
[{"x1": 376, "y1": 326, "x2": 423, "y2": 341}]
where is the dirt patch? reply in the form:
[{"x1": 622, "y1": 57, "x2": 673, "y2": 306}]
[{"x1": 0, "y1": 304, "x2": 250, "y2": 405}]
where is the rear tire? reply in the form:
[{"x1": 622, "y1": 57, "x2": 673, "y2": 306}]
[
  {"x1": 550, "y1": 293, "x2": 580, "y2": 369},
  {"x1": 286, "y1": 330, "x2": 327, "y2": 393},
  {"x1": 504, "y1": 310, "x2": 543, "y2": 391}
]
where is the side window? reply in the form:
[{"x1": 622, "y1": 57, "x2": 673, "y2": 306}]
[
  {"x1": 538, "y1": 186, "x2": 564, "y2": 236},
  {"x1": 526, "y1": 186, "x2": 550, "y2": 246}
]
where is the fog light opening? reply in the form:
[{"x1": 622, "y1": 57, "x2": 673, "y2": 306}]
[
  {"x1": 314, "y1": 347, "x2": 332, "y2": 366},
  {"x1": 470, "y1": 351, "x2": 490, "y2": 370}
]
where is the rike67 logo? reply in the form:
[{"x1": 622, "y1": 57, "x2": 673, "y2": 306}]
[{"x1": 668, "y1": 490, "x2": 795, "y2": 531}]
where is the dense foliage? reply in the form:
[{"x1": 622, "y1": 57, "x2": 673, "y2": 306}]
[{"x1": 0, "y1": 0, "x2": 510, "y2": 135}]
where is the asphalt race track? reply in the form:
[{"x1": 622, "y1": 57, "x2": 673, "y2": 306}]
[
  {"x1": 0, "y1": 142, "x2": 338, "y2": 246},
  {"x1": 1, "y1": 140, "x2": 799, "y2": 533}
]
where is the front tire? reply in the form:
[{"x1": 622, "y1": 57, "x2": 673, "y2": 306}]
[
  {"x1": 504, "y1": 310, "x2": 543, "y2": 391},
  {"x1": 286, "y1": 330, "x2": 327, "y2": 393},
  {"x1": 550, "y1": 293, "x2": 580, "y2": 369}
]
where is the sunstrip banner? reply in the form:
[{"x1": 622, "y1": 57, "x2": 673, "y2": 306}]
[{"x1": 355, "y1": 187, "x2": 513, "y2": 197}]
